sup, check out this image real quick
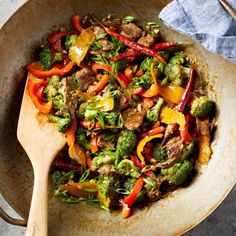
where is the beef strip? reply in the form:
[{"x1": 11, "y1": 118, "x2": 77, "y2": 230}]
[
  {"x1": 162, "y1": 123, "x2": 180, "y2": 145},
  {"x1": 146, "y1": 176, "x2": 165, "y2": 202},
  {"x1": 120, "y1": 23, "x2": 143, "y2": 40},
  {"x1": 75, "y1": 68, "x2": 96, "y2": 91},
  {"x1": 137, "y1": 34, "x2": 155, "y2": 47},
  {"x1": 122, "y1": 103, "x2": 146, "y2": 130},
  {"x1": 155, "y1": 136, "x2": 184, "y2": 169},
  {"x1": 93, "y1": 26, "x2": 106, "y2": 38},
  {"x1": 102, "y1": 17, "x2": 122, "y2": 30},
  {"x1": 97, "y1": 165, "x2": 117, "y2": 175}
]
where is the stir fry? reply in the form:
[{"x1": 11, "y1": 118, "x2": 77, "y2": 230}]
[{"x1": 26, "y1": 14, "x2": 216, "y2": 218}]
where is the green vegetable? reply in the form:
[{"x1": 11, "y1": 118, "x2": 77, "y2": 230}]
[
  {"x1": 97, "y1": 175, "x2": 121, "y2": 207},
  {"x1": 123, "y1": 178, "x2": 137, "y2": 193},
  {"x1": 52, "y1": 170, "x2": 75, "y2": 186},
  {"x1": 140, "y1": 57, "x2": 153, "y2": 72},
  {"x1": 92, "y1": 148, "x2": 114, "y2": 168},
  {"x1": 131, "y1": 72, "x2": 153, "y2": 89},
  {"x1": 65, "y1": 34, "x2": 77, "y2": 50},
  {"x1": 190, "y1": 96, "x2": 215, "y2": 118},
  {"x1": 76, "y1": 127, "x2": 91, "y2": 150},
  {"x1": 123, "y1": 16, "x2": 136, "y2": 23},
  {"x1": 115, "y1": 130, "x2": 137, "y2": 165},
  {"x1": 44, "y1": 75, "x2": 64, "y2": 109},
  {"x1": 39, "y1": 47, "x2": 64, "y2": 70},
  {"x1": 164, "y1": 53, "x2": 190, "y2": 86},
  {"x1": 180, "y1": 141, "x2": 197, "y2": 162},
  {"x1": 104, "y1": 111, "x2": 120, "y2": 126},
  {"x1": 143, "y1": 177, "x2": 157, "y2": 191},
  {"x1": 108, "y1": 36, "x2": 124, "y2": 58},
  {"x1": 117, "y1": 159, "x2": 141, "y2": 178},
  {"x1": 161, "y1": 160, "x2": 193, "y2": 185},
  {"x1": 152, "y1": 143, "x2": 168, "y2": 163},
  {"x1": 145, "y1": 98, "x2": 164, "y2": 123},
  {"x1": 49, "y1": 114, "x2": 71, "y2": 133}
]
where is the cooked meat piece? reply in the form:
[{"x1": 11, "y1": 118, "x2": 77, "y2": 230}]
[
  {"x1": 102, "y1": 18, "x2": 122, "y2": 30},
  {"x1": 93, "y1": 26, "x2": 106, "y2": 38},
  {"x1": 97, "y1": 165, "x2": 117, "y2": 175},
  {"x1": 117, "y1": 91, "x2": 130, "y2": 111},
  {"x1": 120, "y1": 23, "x2": 143, "y2": 40},
  {"x1": 162, "y1": 123, "x2": 180, "y2": 145},
  {"x1": 155, "y1": 136, "x2": 184, "y2": 169},
  {"x1": 75, "y1": 68, "x2": 96, "y2": 91},
  {"x1": 146, "y1": 177, "x2": 164, "y2": 202},
  {"x1": 81, "y1": 15, "x2": 98, "y2": 27},
  {"x1": 137, "y1": 34, "x2": 155, "y2": 47},
  {"x1": 122, "y1": 103, "x2": 146, "y2": 130},
  {"x1": 98, "y1": 134, "x2": 115, "y2": 149},
  {"x1": 98, "y1": 39, "x2": 113, "y2": 51}
]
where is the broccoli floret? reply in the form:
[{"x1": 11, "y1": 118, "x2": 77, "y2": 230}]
[
  {"x1": 104, "y1": 111, "x2": 120, "y2": 126},
  {"x1": 92, "y1": 149, "x2": 114, "y2": 168},
  {"x1": 49, "y1": 114, "x2": 71, "y2": 133},
  {"x1": 164, "y1": 53, "x2": 190, "y2": 86},
  {"x1": 117, "y1": 159, "x2": 141, "y2": 178},
  {"x1": 145, "y1": 97, "x2": 164, "y2": 123},
  {"x1": 76, "y1": 127, "x2": 91, "y2": 150},
  {"x1": 180, "y1": 141, "x2": 197, "y2": 162},
  {"x1": 115, "y1": 130, "x2": 137, "y2": 165},
  {"x1": 39, "y1": 47, "x2": 63, "y2": 70},
  {"x1": 97, "y1": 175, "x2": 121, "y2": 208},
  {"x1": 152, "y1": 143, "x2": 168, "y2": 163},
  {"x1": 65, "y1": 35, "x2": 77, "y2": 50},
  {"x1": 190, "y1": 96, "x2": 215, "y2": 118},
  {"x1": 161, "y1": 160, "x2": 193, "y2": 185},
  {"x1": 44, "y1": 76, "x2": 64, "y2": 109},
  {"x1": 131, "y1": 72, "x2": 153, "y2": 89}
]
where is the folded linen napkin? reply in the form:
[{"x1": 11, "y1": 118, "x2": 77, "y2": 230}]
[{"x1": 159, "y1": 0, "x2": 236, "y2": 63}]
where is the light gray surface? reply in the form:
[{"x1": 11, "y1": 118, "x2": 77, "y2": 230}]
[{"x1": 0, "y1": 1, "x2": 235, "y2": 236}]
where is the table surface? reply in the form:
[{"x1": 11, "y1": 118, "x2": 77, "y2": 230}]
[{"x1": 0, "y1": 1, "x2": 236, "y2": 235}]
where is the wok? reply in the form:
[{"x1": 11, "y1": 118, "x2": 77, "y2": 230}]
[{"x1": 0, "y1": 0, "x2": 236, "y2": 235}]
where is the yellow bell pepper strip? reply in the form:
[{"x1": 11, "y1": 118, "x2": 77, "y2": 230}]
[
  {"x1": 68, "y1": 143, "x2": 86, "y2": 166},
  {"x1": 27, "y1": 75, "x2": 53, "y2": 113},
  {"x1": 75, "y1": 89, "x2": 94, "y2": 101},
  {"x1": 176, "y1": 67, "x2": 194, "y2": 112},
  {"x1": 88, "y1": 74, "x2": 110, "y2": 94},
  {"x1": 98, "y1": 190, "x2": 111, "y2": 208},
  {"x1": 72, "y1": 15, "x2": 83, "y2": 32},
  {"x1": 136, "y1": 134, "x2": 163, "y2": 165},
  {"x1": 69, "y1": 28, "x2": 95, "y2": 66},
  {"x1": 59, "y1": 180, "x2": 99, "y2": 198},
  {"x1": 27, "y1": 60, "x2": 74, "y2": 78},
  {"x1": 159, "y1": 85, "x2": 184, "y2": 104},
  {"x1": 142, "y1": 63, "x2": 161, "y2": 98},
  {"x1": 159, "y1": 106, "x2": 186, "y2": 129},
  {"x1": 198, "y1": 134, "x2": 212, "y2": 164}
]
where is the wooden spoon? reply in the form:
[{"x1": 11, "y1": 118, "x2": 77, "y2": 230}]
[{"x1": 17, "y1": 73, "x2": 66, "y2": 236}]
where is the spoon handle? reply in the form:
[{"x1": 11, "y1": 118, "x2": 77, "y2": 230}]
[{"x1": 26, "y1": 167, "x2": 49, "y2": 236}]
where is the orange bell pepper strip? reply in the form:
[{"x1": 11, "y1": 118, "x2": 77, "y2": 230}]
[
  {"x1": 124, "y1": 67, "x2": 134, "y2": 80},
  {"x1": 120, "y1": 200, "x2": 132, "y2": 219},
  {"x1": 198, "y1": 134, "x2": 211, "y2": 165},
  {"x1": 91, "y1": 62, "x2": 129, "y2": 88},
  {"x1": 72, "y1": 15, "x2": 83, "y2": 32},
  {"x1": 68, "y1": 143, "x2": 86, "y2": 166},
  {"x1": 136, "y1": 133, "x2": 163, "y2": 164},
  {"x1": 132, "y1": 87, "x2": 145, "y2": 95},
  {"x1": 88, "y1": 74, "x2": 110, "y2": 94},
  {"x1": 140, "y1": 126, "x2": 165, "y2": 138},
  {"x1": 159, "y1": 85, "x2": 184, "y2": 104},
  {"x1": 27, "y1": 75, "x2": 53, "y2": 113},
  {"x1": 90, "y1": 134, "x2": 99, "y2": 153},
  {"x1": 123, "y1": 176, "x2": 144, "y2": 207},
  {"x1": 142, "y1": 97, "x2": 155, "y2": 109},
  {"x1": 27, "y1": 61, "x2": 74, "y2": 78},
  {"x1": 65, "y1": 118, "x2": 77, "y2": 146},
  {"x1": 86, "y1": 154, "x2": 95, "y2": 171}
]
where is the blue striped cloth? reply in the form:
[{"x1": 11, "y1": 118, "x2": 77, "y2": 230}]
[{"x1": 159, "y1": 0, "x2": 236, "y2": 63}]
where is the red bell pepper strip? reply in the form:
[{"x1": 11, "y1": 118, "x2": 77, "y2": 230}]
[
  {"x1": 123, "y1": 176, "x2": 144, "y2": 207},
  {"x1": 142, "y1": 143, "x2": 153, "y2": 163},
  {"x1": 27, "y1": 61, "x2": 74, "y2": 78},
  {"x1": 90, "y1": 134, "x2": 99, "y2": 153},
  {"x1": 180, "y1": 114, "x2": 195, "y2": 144},
  {"x1": 132, "y1": 87, "x2": 145, "y2": 95},
  {"x1": 65, "y1": 118, "x2": 77, "y2": 146},
  {"x1": 88, "y1": 74, "x2": 110, "y2": 94},
  {"x1": 91, "y1": 62, "x2": 129, "y2": 88},
  {"x1": 27, "y1": 76, "x2": 53, "y2": 113},
  {"x1": 108, "y1": 29, "x2": 167, "y2": 64},
  {"x1": 79, "y1": 120, "x2": 102, "y2": 130},
  {"x1": 120, "y1": 200, "x2": 132, "y2": 219},
  {"x1": 176, "y1": 67, "x2": 194, "y2": 113},
  {"x1": 48, "y1": 31, "x2": 75, "y2": 52},
  {"x1": 131, "y1": 155, "x2": 154, "y2": 178},
  {"x1": 140, "y1": 126, "x2": 165, "y2": 138},
  {"x1": 72, "y1": 15, "x2": 83, "y2": 32},
  {"x1": 135, "y1": 69, "x2": 144, "y2": 77}
]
